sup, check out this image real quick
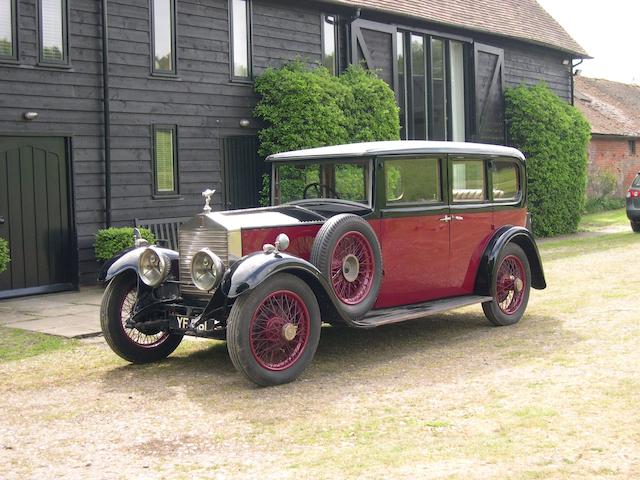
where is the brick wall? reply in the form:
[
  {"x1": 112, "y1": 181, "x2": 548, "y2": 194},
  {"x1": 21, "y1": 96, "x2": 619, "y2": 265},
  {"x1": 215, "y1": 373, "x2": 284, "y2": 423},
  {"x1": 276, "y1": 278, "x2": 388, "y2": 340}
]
[{"x1": 587, "y1": 135, "x2": 640, "y2": 196}]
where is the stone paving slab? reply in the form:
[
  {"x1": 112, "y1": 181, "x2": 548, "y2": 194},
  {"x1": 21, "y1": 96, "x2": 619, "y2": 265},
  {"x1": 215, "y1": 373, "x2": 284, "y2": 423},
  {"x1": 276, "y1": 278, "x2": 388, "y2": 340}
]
[{"x1": 0, "y1": 287, "x2": 103, "y2": 338}]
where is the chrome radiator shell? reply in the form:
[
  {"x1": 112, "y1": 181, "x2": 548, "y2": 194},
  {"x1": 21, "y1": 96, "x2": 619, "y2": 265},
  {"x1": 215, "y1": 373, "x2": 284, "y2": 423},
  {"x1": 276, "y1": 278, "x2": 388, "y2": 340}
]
[{"x1": 178, "y1": 215, "x2": 230, "y2": 299}]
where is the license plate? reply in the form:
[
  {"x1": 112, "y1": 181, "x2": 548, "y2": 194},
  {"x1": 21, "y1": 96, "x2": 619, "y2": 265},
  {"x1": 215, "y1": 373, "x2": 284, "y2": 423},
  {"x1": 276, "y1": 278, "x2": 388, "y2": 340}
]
[{"x1": 176, "y1": 315, "x2": 213, "y2": 332}]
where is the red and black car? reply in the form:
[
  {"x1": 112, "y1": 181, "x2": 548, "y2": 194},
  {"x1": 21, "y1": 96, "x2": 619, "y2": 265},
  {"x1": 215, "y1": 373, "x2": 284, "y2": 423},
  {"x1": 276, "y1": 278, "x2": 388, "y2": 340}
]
[{"x1": 99, "y1": 141, "x2": 546, "y2": 386}]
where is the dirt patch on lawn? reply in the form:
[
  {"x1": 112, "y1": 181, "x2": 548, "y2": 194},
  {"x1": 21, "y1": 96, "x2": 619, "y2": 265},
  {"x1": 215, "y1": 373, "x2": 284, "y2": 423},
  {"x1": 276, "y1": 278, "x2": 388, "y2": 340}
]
[{"x1": 1, "y1": 236, "x2": 640, "y2": 479}]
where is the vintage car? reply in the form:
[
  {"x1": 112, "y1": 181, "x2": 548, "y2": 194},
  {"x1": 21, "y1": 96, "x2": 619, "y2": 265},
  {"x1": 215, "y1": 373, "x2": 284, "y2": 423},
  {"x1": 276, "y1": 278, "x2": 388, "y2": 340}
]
[{"x1": 99, "y1": 141, "x2": 546, "y2": 386}]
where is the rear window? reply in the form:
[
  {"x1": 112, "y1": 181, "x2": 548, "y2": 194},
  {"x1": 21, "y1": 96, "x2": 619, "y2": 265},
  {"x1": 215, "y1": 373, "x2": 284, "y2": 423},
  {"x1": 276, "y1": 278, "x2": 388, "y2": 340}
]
[
  {"x1": 633, "y1": 174, "x2": 640, "y2": 187},
  {"x1": 492, "y1": 161, "x2": 520, "y2": 200}
]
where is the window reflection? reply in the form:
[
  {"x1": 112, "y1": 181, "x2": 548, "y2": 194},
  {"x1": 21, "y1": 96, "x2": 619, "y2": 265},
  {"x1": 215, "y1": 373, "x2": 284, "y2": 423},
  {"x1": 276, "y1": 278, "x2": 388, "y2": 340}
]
[
  {"x1": 232, "y1": 0, "x2": 250, "y2": 78},
  {"x1": 153, "y1": 0, "x2": 174, "y2": 72},
  {"x1": 41, "y1": 0, "x2": 65, "y2": 62},
  {"x1": 0, "y1": 0, "x2": 13, "y2": 57}
]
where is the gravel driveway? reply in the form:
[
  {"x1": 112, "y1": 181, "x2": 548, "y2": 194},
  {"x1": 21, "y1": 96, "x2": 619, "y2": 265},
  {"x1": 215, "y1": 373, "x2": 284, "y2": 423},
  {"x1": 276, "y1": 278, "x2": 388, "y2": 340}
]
[{"x1": 1, "y1": 231, "x2": 639, "y2": 479}]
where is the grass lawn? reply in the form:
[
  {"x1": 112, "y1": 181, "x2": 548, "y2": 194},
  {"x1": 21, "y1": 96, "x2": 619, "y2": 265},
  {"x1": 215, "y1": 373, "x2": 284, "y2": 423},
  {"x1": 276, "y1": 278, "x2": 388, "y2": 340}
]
[
  {"x1": 578, "y1": 208, "x2": 629, "y2": 232},
  {"x1": 0, "y1": 327, "x2": 78, "y2": 363}
]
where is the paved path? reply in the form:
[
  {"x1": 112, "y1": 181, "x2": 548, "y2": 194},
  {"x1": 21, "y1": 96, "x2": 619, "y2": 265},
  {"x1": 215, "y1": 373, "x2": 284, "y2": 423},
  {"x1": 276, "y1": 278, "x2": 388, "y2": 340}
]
[{"x1": 0, "y1": 288, "x2": 103, "y2": 338}]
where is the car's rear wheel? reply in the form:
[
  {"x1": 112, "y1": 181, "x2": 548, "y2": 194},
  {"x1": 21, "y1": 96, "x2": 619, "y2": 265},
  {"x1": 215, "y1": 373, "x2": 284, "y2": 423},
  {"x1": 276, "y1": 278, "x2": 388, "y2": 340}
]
[
  {"x1": 100, "y1": 273, "x2": 183, "y2": 363},
  {"x1": 631, "y1": 220, "x2": 640, "y2": 233},
  {"x1": 311, "y1": 214, "x2": 383, "y2": 319},
  {"x1": 227, "y1": 273, "x2": 321, "y2": 386},
  {"x1": 482, "y1": 243, "x2": 531, "y2": 326}
]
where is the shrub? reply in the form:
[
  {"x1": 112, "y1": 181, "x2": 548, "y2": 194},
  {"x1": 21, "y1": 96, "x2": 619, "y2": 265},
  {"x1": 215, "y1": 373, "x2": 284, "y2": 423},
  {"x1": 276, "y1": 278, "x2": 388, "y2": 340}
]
[
  {"x1": 254, "y1": 62, "x2": 351, "y2": 158},
  {"x1": 338, "y1": 65, "x2": 400, "y2": 143},
  {"x1": 584, "y1": 197, "x2": 625, "y2": 214},
  {"x1": 255, "y1": 62, "x2": 400, "y2": 205},
  {"x1": 0, "y1": 237, "x2": 9, "y2": 273},
  {"x1": 505, "y1": 83, "x2": 591, "y2": 237},
  {"x1": 584, "y1": 168, "x2": 624, "y2": 213},
  {"x1": 95, "y1": 227, "x2": 155, "y2": 261}
]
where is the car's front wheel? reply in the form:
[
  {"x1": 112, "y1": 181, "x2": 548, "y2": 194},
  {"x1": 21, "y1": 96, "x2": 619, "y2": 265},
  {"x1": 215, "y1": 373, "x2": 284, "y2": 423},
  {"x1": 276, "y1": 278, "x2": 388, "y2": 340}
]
[
  {"x1": 227, "y1": 273, "x2": 321, "y2": 386},
  {"x1": 482, "y1": 243, "x2": 532, "y2": 326},
  {"x1": 100, "y1": 273, "x2": 183, "y2": 363}
]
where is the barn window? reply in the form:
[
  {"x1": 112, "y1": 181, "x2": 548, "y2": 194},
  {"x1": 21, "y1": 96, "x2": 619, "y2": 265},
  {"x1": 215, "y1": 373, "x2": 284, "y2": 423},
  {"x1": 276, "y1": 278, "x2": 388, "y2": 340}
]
[
  {"x1": 153, "y1": 126, "x2": 179, "y2": 195},
  {"x1": 0, "y1": 0, "x2": 17, "y2": 60},
  {"x1": 39, "y1": 0, "x2": 68, "y2": 64},
  {"x1": 230, "y1": 0, "x2": 251, "y2": 80},
  {"x1": 151, "y1": 0, "x2": 176, "y2": 74},
  {"x1": 322, "y1": 14, "x2": 338, "y2": 74},
  {"x1": 397, "y1": 31, "x2": 469, "y2": 142}
]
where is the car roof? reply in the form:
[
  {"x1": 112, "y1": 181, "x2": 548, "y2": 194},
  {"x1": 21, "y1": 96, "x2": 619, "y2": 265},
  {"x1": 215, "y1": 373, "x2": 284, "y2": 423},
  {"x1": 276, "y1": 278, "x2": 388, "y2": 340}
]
[{"x1": 266, "y1": 141, "x2": 526, "y2": 162}]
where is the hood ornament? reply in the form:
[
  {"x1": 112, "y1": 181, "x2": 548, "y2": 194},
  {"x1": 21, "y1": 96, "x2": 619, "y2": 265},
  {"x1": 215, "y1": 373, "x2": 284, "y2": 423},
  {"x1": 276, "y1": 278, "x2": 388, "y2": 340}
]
[{"x1": 202, "y1": 189, "x2": 215, "y2": 213}]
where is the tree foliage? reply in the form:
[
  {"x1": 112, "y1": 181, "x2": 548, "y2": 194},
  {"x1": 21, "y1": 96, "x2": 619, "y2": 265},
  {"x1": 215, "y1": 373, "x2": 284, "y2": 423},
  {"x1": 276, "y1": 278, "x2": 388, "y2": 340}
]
[
  {"x1": 505, "y1": 83, "x2": 591, "y2": 237},
  {"x1": 95, "y1": 227, "x2": 155, "y2": 261}
]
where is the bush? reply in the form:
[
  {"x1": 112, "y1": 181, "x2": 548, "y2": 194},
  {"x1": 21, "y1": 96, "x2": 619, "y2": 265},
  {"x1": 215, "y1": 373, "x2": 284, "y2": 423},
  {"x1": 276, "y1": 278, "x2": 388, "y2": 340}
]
[
  {"x1": 338, "y1": 65, "x2": 400, "y2": 143},
  {"x1": 95, "y1": 227, "x2": 155, "y2": 261},
  {"x1": 255, "y1": 63, "x2": 400, "y2": 205},
  {"x1": 505, "y1": 83, "x2": 591, "y2": 237},
  {"x1": 584, "y1": 197, "x2": 626, "y2": 214},
  {"x1": 254, "y1": 62, "x2": 351, "y2": 158},
  {"x1": 0, "y1": 237, "x2": 9, "y2": 273}
]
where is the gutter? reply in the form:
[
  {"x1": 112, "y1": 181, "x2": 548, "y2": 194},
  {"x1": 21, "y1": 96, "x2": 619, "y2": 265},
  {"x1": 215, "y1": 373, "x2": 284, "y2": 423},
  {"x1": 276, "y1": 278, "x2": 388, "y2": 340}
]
[{"x1": 101, "y1": 0, "x2": 112, "y2": 228}]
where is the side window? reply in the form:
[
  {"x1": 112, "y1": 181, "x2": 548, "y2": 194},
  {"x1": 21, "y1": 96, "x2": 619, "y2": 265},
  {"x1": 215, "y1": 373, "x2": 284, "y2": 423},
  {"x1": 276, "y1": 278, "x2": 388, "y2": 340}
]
[
  {"x1": 385, "y1": 157, "x2": 441, "y2": 206},
  {"x1": 0, "y1": 0, "x2": 17, "y2": 60},
  {"x1": 321, "y1": 14, "x2": 338, "y2": 75},
  {"x1": 153, "y1": 125, "x2": 179, "y2": 195},
  {"x1": 39, "y1": 0, "x2": 68, "y2": 64},
  {"x1": 492, "y1": 160, "x2": 520, "y2": 201},
  {"x1": 451, "y1": 159, "x2": 486, "y2": 202},
  {"x1": 151, "y1": 0, "x2": 177, "y2": 74},
  {"x1": 230, "y1": 0, "x2": 251, "y2": 80}
]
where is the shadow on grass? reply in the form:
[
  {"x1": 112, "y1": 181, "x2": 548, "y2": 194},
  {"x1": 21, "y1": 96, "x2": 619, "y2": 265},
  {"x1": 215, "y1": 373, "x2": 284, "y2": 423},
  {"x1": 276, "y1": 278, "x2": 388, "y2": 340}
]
[{"x1": 100, "y1": 307, "x2": 579, "y2": 399}]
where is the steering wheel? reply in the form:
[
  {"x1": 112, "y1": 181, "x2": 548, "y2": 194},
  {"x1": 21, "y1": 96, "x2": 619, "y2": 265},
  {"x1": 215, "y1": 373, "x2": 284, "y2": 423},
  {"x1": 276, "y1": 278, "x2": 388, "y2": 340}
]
[{"x1": 303, "y1": 182, "x2": 340, "y2": 199}]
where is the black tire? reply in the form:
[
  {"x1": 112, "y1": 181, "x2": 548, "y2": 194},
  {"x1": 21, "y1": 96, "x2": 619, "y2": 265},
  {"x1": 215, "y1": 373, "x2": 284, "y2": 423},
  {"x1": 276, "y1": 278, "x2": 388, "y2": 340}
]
[
  {"x1": 100, "y1": 273, "x2": 183, "y2": 363},
  {"x1": 310, "y1": 214, "x2": 383, "y2": 319},
  {"x1": 631, "y1": 221, "x2": 640, "y2": 233},
  {"x1": 482, "y1": 243, "x2": 532, "y2": 326},
  {"x1": 227, "y1": 273, "x2": 321, "y2": 386}
]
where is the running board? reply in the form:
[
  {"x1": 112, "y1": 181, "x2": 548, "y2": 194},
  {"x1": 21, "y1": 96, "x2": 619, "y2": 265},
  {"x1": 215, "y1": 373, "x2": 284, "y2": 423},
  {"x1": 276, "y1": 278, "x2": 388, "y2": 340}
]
[{"x1": 353, "y1": 295, "x2": 493, "y2": 328}]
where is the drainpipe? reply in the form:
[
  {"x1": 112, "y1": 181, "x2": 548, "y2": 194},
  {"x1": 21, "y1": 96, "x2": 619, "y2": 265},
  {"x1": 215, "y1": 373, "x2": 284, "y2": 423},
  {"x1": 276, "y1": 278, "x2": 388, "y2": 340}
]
[
  {"x1": 101, "y1": 0, "x2": 112, "y2": 228},
  {"x1": 570, "y1": 58, "x2": 584, "y2": 106}
]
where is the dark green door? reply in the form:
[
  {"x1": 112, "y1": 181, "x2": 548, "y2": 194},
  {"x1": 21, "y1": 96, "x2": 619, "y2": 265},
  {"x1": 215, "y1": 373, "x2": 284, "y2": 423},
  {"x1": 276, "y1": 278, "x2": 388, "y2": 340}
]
[
  {"x1": 222, "y1": 136, "x2": 268, "y2": 209},
  {"x1": 0, "y1": 137, "x2": 75, "y2": 299}
]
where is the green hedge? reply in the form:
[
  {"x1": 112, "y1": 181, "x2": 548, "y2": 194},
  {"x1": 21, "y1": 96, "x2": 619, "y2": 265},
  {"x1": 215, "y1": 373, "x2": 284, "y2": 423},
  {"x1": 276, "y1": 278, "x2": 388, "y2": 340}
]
[
  {"x1": 0, "y1": 237, "x2": 9, "y2": 273},
  {"x1": 255, "y1": 63, "x2": 400, "y2": 205},
  {"x1": 505, "y1": 83, "x2": 591, "y2": 237},
  {"x1": 95, "y1": 227, "x2": 155, "y2": 261}
]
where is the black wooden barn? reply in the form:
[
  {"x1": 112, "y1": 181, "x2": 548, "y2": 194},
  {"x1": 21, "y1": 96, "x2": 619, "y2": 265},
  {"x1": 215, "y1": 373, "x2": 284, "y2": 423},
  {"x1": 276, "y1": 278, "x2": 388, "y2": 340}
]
[{"x1": 0, "y1": 0, "x2": 586, "y2": 298}]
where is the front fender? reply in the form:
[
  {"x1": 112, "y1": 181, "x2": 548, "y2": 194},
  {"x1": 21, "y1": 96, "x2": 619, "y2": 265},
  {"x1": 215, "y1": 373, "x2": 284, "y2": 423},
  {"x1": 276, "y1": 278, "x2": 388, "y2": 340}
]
[
  {"x1": 475, "y1": 226, "x2": 547, "y2": 295},
  {"x1": 222, "y1": 251, "x2": 353, "y2": 325},
  {"x1": 98, "y1": 246, "x2": 179, "y2": 283}
]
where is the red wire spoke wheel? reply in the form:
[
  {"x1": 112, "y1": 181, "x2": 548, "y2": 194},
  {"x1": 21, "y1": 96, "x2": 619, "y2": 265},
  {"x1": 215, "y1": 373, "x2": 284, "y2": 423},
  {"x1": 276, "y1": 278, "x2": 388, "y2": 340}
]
[
  {"x1": 311, "y1": 214, "x2": 383, "y2": 319},
  {"x1": 482, "y1": 243, "x2": 531, "y2": 326},
  {"x1": 329, "y1": 231, "x2": 375, "y2": 305},
  {"x1": 227, "y1": 273, "x2": 322, "y2": 386},
  {"x1": 119, "y1": 287, "x2": 170, "y2": 348},
  {"x1": 495, "y1": 255, "x2": 526, "y2": 315},
  {"x1": 100, "y1": 273, "x2": 183, "y2": 363},
  {"x1": 249, "y1": 290, "x2": 311, "y2": 371}
]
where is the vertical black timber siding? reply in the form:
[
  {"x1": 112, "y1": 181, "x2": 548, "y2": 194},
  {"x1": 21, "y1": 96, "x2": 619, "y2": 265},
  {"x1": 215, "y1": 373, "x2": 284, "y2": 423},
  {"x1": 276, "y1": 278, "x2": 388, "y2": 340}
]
[{"x1": 0, "y1": 0, "x2": 103, "y2": 285}]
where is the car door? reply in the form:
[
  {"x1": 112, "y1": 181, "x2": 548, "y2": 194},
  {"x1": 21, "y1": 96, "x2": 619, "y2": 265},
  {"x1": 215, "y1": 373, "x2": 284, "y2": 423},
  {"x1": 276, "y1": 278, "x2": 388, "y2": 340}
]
[
  {"x1": 448, "y1": 156, "x2": 495, "y2": 295},
  {"x1": 375, "y1": 155, "x2": 451, "y2": 308}
]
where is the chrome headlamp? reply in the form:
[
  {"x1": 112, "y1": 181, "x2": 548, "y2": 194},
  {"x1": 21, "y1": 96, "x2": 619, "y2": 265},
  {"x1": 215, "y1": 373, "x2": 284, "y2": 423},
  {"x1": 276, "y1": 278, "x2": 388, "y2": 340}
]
[
  {"x1": 190, "y1": 248, "x2": 224, "y2": 292},
  {"x1": 138, "y1": 247, "x2": 171, "y2": 287}
]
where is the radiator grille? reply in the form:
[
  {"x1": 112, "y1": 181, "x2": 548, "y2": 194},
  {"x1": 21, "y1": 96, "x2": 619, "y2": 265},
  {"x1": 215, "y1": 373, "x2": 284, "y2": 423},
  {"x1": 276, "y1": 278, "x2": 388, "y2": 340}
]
[{"x1": 179, "y1": 227, "x2": 228, "y2": 298}]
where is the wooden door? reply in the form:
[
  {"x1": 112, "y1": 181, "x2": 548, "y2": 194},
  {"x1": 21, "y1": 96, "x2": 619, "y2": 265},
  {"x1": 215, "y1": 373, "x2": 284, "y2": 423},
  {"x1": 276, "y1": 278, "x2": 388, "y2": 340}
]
[
  {"x1": 350, "y1": 19, "x2": 397, "y2": 90},
  {"x1": 0, "y1": 137, "x2": 75, "y2": 298},
  {"x1": 472, "y1": 43, "x2": 505, "y2": 144},
  {"x1": 222, "y1": 136, "x2": 268, "y2": 210}
]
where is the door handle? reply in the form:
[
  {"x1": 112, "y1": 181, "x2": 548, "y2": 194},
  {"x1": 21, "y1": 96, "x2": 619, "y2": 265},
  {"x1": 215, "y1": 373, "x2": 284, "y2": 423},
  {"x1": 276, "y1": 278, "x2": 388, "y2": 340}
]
[
  {"x1": 453, "y1": 215, "x2": 464, "y2": 221},
  {"x1": 439, "y1": 215, "x2": 452, "y2": 222}
]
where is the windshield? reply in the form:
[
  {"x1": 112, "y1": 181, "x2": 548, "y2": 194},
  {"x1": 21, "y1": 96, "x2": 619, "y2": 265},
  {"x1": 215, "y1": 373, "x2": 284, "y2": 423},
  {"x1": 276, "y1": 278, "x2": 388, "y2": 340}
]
[{"x1": 273, "y1": 158, "x2": 372, "y2": 206}]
